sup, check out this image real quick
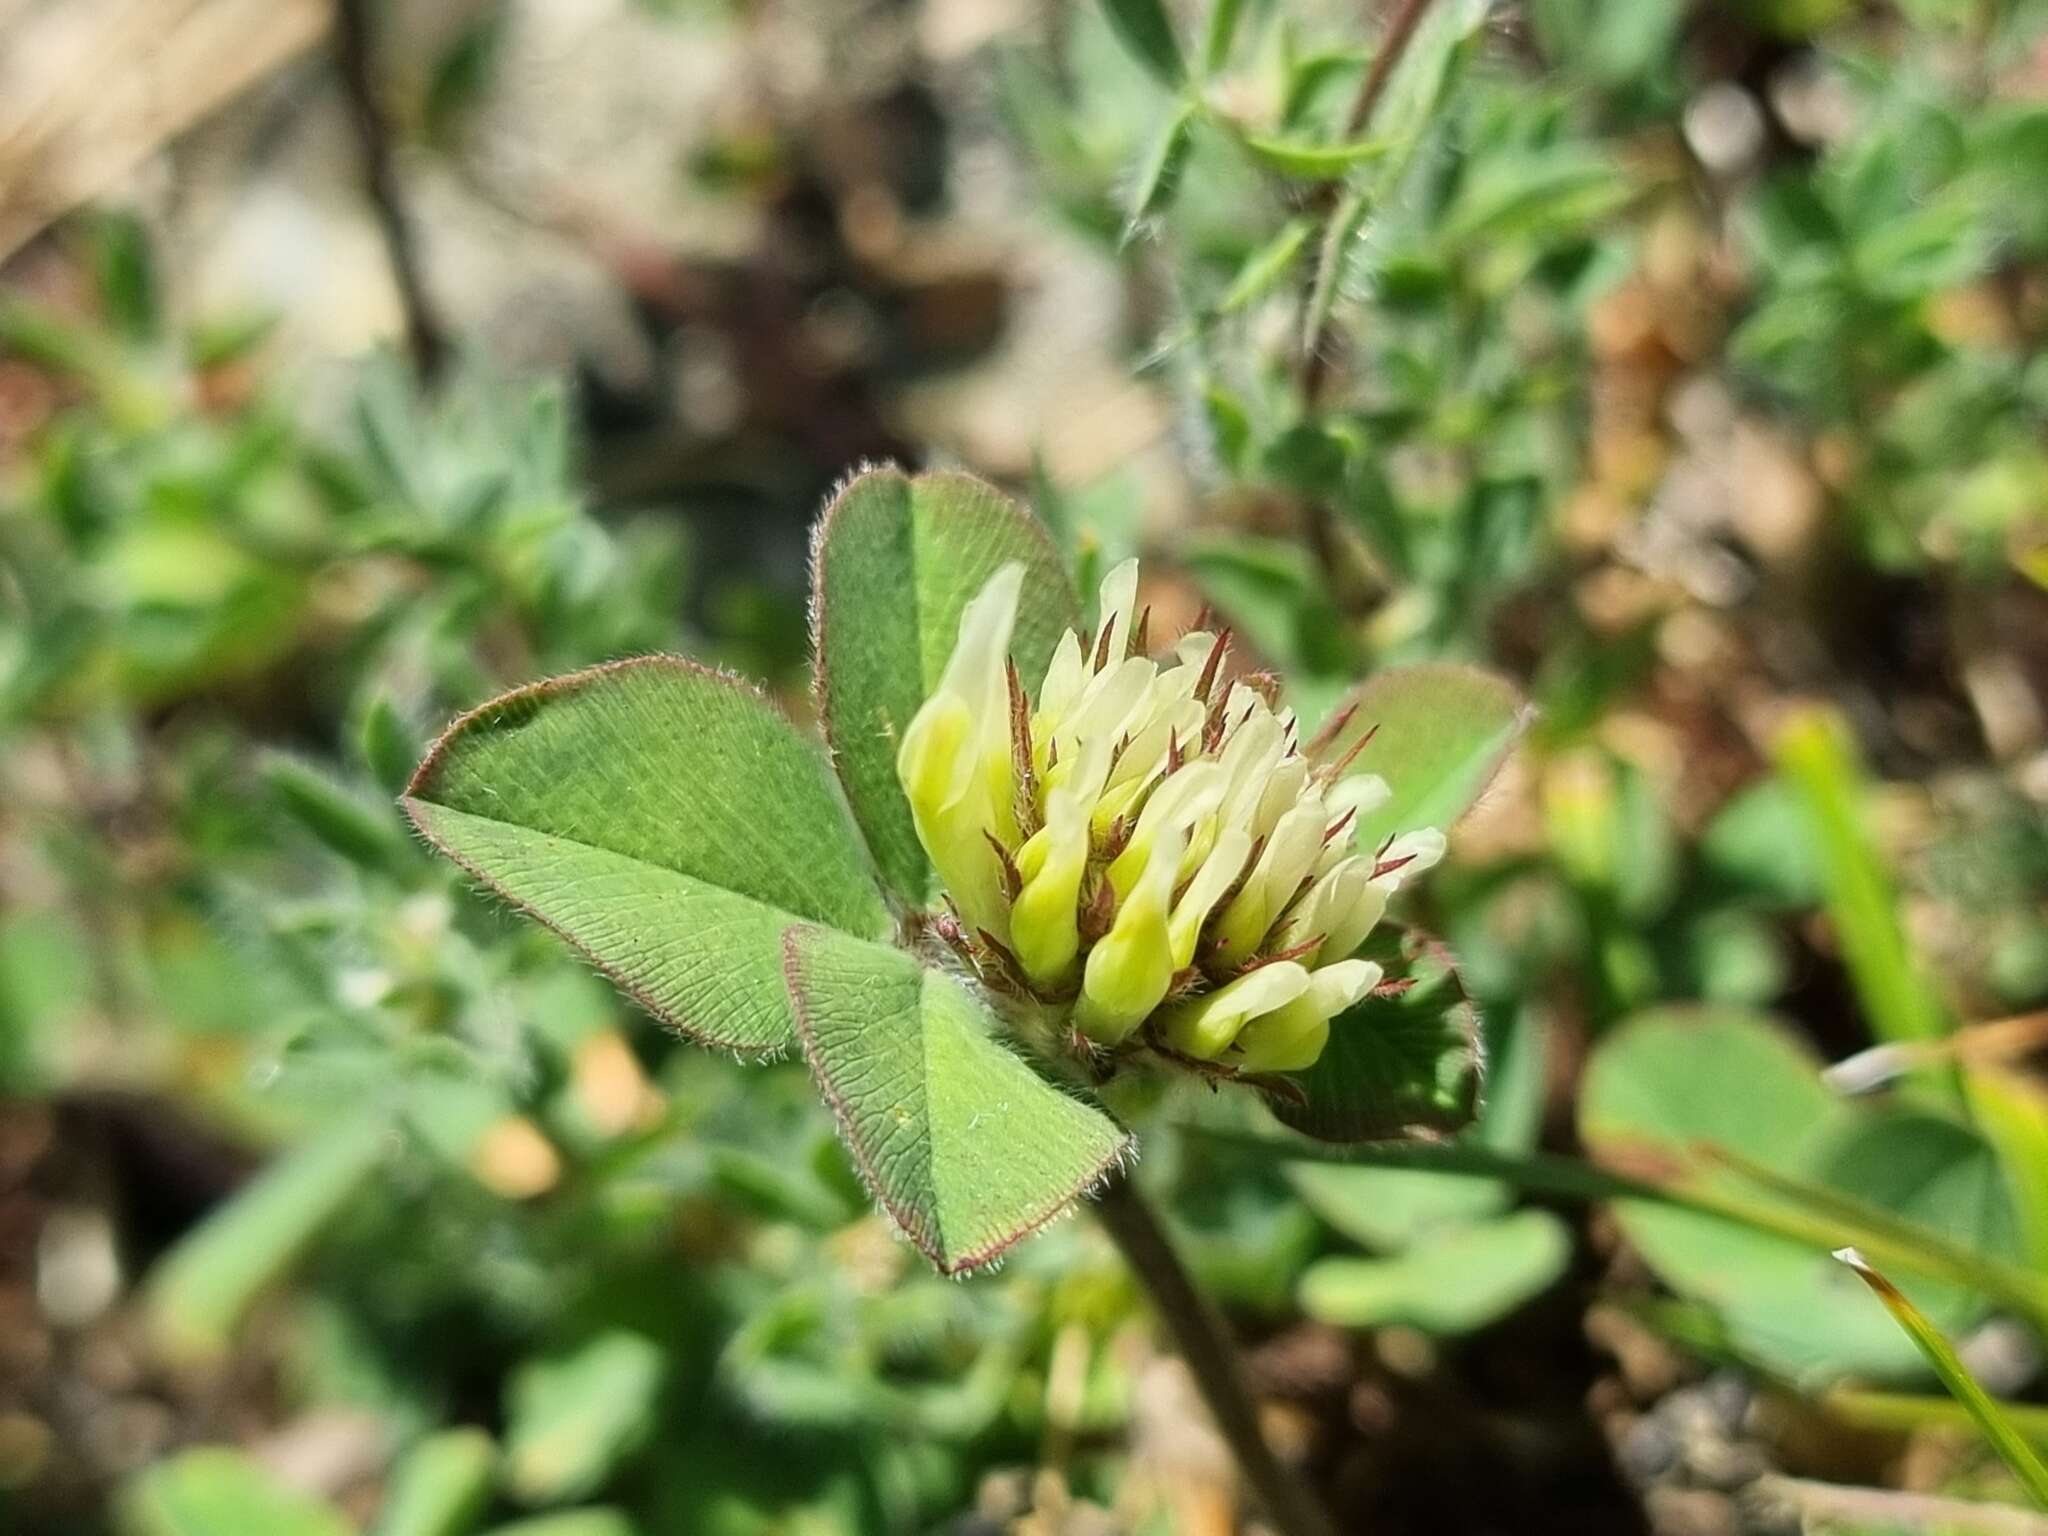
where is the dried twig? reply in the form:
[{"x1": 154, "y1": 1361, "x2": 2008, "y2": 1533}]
[
  {"x1": 332, "y1": 0, "x2": 447, "y2": 380},
  {"x1": 1755, "y1": 1476, "x2": 2048, "y2": 1536}
]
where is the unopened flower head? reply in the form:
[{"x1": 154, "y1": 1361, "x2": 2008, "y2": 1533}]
[{"x1": 897, "y1": 560, "x2": 1446, "y2": 1075}]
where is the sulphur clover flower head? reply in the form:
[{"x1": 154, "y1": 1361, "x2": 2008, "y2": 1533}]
[
  {"x1": 898, "y1": 557, "x2": 1447, "y2": 1079},
  {"x1": 404, "y1": 468, "x2": 1514, "y2": 1274}
]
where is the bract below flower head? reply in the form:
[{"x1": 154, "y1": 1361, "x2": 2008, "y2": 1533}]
[{"x1": 896, "y1": 559, "x2": 1445, "y2": 1077}]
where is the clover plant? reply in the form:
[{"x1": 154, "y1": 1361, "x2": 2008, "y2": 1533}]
[{"x1": 403, "y1": 468, "x2": 1525, "y2": 1276}]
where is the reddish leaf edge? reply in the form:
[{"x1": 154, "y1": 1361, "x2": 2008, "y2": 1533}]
[
  {"x1": 783, "y1": 923, "x2": 1136, "y2": 1276},
  {"x1": 403, "y1": 653, "x2": 880, "y2": 1061},
  {"x1": 804, "y1": 462, "x2": 1083, "y2": 903}
]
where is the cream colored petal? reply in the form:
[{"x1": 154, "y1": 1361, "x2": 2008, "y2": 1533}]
[
  {"x1": 1169, "y1": 827, "x2": 1251, "y2": 968},
  {"x1": 1374, "y1": 827, "x2": 1447, "y2": 888},
  {"x1": 1011, "y1": 785, "x2": 1091, "y2": 984},
  {"x1": 1076, "y1": 826, "x2": 1184, "y2": 1044},
  {"x1": 1305, "y1": 958, "x2": 1382, "y2": 1015},
  {"x1": 1252, "y1": 757, "x2": 1309, "y2": 836},
  {"x1": 1325, "y1": 772, "x2": 1392, "y2": 822},
  {"x1": 898, "y1": 693, "x2": 978, "y2": 825},
  {"x1": 1257, "y1": 796, "x2": 1330, "y2": 907},
  {"x1": 1095, "y1": 558, "x2": 1141, "y2": 667},
  {"x1": 1053, "y1": 655, "x2": 1154, "y2": 767},
  {"x1": 1107, "y1": 762, "x2": 1224, "y2": 899},
  {"x1": 1171, "y1": 630, "x2": 1217, "y2": 669},
  {"x1": 1318, "y1": 876, "x2": 1388, "y2": 961},
  {"x1": 1035, "y1": 628, "x2": 1086, "y2": 729},
  {"x1": 1157, "y1": 962, "x2": 1311, "y2": 1061},
  {"x1": 941, "y1": 563, "x2": 1023, "y2": 719},
  {"x1": 896, "y1": 565, "x2": 1024, "y2": 941},
  {"x1": 1208, "y1": 793, "x2": 1323, "y2": 962},
  {"x1": 1228, "y1": 1009, "x2": 1328, "y2": 1074},
  {"x1": 1107, "y1": 695, "x2": 1206, "y2": 791},
  {"x1": 1214, "y1": 710, "x2": 1285, "y2": 833},
  {"x1": 1231, "y1": 959, "x2": 1382, "y2": 1073},
  {"x1": 1278, "y1": 855, "x2": 1374, "y2": 957}
]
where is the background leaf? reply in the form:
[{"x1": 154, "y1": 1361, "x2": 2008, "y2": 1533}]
[
  {"x1": 811, "y1": 468, "x2": 1080, "y2": 907},
  {"x1": 1300, "y1": 1209, "x2": 1572, "y2": 1334},
  {"x1": 1288, "y1": 1004, "x2": 1547, "y2": 1249},
  {"x1": 405, "y1": 658, "x2": 889, "y2": 1056},
  {"x1": 784, "y1": 925, "x2": 1131, "y2": 1274},
  {"x1": 1319, "y1": 662, "x2": 1528, "y2": 853},
  {"x1": 145, "y1": 1116, "x2": 387, "y2": 1368},
  {"x1": 1098, "y1": 0, "x2": 1186, "y2": 85},
  {"x1": 1238, "y1": 134, "x2": 1387, "y2": 181},
  {"x1": 118, "y1": 1448, "x2": 354, "y2": 1536},
  {"x1": 478, "y1": 1514, "x2": 639, "y2": 1536},
  {"x1": 1580, "y1": 1007, "x2": 2017, "y2": 1380},
  {"x1": 1776, "y1": 708, "x2": 1953, "y2": 1048},
  {"x1": 375, "y1": 1428, "x2": 497, "y2": 1536},
  {"x1": 1126, "y1": 102, "x2": 1197, "y2": 236},
  {"x1": 504, "y1": 1332, "x2": 665, "y2": 1505}
]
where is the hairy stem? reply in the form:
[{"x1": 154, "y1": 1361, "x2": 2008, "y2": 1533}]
[
  {"x1": 1300, "y1": 0, "x2": 1438, "y2": 406},
  {"x1": 1342, "y1": 0, "x2": 1436, "y2": 137},
  {"x1": 1292, "y1": 0, "x2": 1441, "y2": 617},
  {"x1": 1093, "y1": 1174, "x2": 1339, "y2": 1536}
]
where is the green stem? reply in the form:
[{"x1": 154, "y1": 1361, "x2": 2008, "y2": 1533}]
[
  {"x1": 1093, "y1": 1174, "x2": 1339, "y2": 1536},
  {"x1": 1192, "y1": 1129, "x2": 2048, "y2": 1329}
]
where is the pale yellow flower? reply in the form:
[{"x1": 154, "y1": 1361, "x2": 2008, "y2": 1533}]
[{"x1": 896, "y1": 559, "x2": 1446, "y2": 1075}]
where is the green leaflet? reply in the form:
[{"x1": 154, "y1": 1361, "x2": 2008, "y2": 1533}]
[
  {"x1": 504, "y1": 1332, "x2": 665, "y2": 1504},
  {"x1": 1238, "y1": 133, "x2": 1388, "y2": 181},
  {"x1": 784, "y1": 925, "x2": 1131, "y2": 1274},
  {"x1": 374, "y1": 1429, "x2": 497, "y2": 1536},
  {"x1": 118, "y1": 1448, "x2": 354, "y2": 1536},
  {"x1": 1300, "y1": 1209, "x2": 1571, "y2": 1334},
  {"x1": 1319, "y1": 662, "x2": 1527, "y2": 853},
  {"x1": 145, "y1": 1115, "x2": 386, "y2": 1367},
  {"x1": 1098, "y1": 0, "x2": 1185, "y2": 85},
  {"x1": 405, "y1": 657, "x2": 889, "y2": 1056},
  {"x1": 811, "y1": 468, "x2": 1079, "y2": 907}
]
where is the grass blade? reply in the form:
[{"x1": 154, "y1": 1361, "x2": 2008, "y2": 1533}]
[
  {"x1": 1775, "y1": 710, "x2": 1953, "y2": 1050},
  {"x1": 1833, "y1": 1247, "x2": 2048, "y2": 1510},
  {"x1": 1826, "y1": 1388, "x2": 2048, "y2": 1448}
]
